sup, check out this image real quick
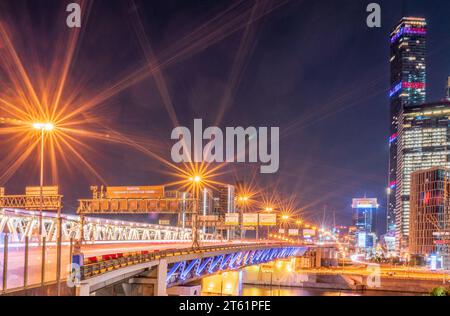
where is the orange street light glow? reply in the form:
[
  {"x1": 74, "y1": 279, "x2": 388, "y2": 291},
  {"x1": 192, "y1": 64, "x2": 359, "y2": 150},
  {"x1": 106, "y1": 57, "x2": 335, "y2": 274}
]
[
  {"x1": 33, "y1": 122, "x2": 55, "y2": 131},
  {"x1": 189, "y1": 175, "x2": 202, "y2": 183}
]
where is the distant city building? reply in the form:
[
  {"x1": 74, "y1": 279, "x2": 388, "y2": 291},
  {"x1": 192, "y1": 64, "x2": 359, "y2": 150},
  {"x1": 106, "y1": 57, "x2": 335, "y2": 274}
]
[
  {"x1": 352, "y1": 198, "x2": 377, "y2": 232},
  {"x1": 352, "y1": 198, "x2": 378, "y2": 254},
  {"x1": 217, "y1": 184, "x2": 235, "y2": 215},
  {"x1": 199, "y1": 188, "x2": 214, "y2": 234},
  {"x1": 199, "y1": 188, "x2": 214, "y2": 216},
  {"x1": 388, "y1": 17, "x2": 427, "y2": 236},
  {"x1": 446, "y1": 76, "x2": 450, "y2": 101},
  {"x1": 381, "y1": 233, "x2": 397, "y2": 255},
  {"x1": 214, "y1": 184, "x2": 236, "y2": 239},
  {"x1": 409, "y1": 168, "x2": 450, "y2": 270},
  {"x1": 395, "y1": 101, "x2": 450, "y2": 252},
  {"x1": 334, "y1": 225, "x2": 350, "y2": 242}
]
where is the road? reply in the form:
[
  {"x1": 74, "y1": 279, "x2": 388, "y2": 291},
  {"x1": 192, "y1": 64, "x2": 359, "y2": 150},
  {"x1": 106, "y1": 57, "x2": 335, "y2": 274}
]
[
  {"x1": 302, "y1": 265, "x2": 450, "y2": 282},
  {"x1": 1, "y1": 240, "x2": 243, "y2": 291}
]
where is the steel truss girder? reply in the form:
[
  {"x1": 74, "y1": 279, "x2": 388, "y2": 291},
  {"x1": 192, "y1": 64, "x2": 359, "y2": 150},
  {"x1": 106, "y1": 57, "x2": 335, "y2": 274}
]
[
  {"x1": 77, "y1": 197, "x2": 197, "y2": 215},
  {"x1": 0, "y1": 195, "x2": 62, "y2": 211},
  {"x1": 166, "y1": 247, "x2": 302, "y2": 286},
  {"x1": 0, "y1": 208, "x2": 215, "y2": 243}
]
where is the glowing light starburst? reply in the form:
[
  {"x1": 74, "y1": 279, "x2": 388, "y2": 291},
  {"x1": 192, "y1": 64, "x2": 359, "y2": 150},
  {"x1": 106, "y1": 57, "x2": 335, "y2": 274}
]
[
  {"x1": 0, "y1": 2, "x2": 115, "y2": 186},
  {"x1": 0, "y1": 0, "x2": 291, "y2": 196}
]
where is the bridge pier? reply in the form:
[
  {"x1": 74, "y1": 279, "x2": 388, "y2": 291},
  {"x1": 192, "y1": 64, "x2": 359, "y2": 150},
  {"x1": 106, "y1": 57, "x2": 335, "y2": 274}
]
[
  {"x1": 76, "y1": 282, "x2": 91, "y2": 296},
  {"x1": 123, "y1": 278, "x2": 156, "y2": 296},
  {"x1": 167, "y1": 284, "x2": 202, "y2": 296},
  {"x1": 121, "y1": 259, "x2": 168, "y2": 296},
  {"x1": 155, "y1": 259, "x2": 168, "y2": 296}
]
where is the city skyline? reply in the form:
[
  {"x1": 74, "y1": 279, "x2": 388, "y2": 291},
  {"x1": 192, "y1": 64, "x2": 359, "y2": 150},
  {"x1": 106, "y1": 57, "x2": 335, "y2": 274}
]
[
  {"x1": 0, "y1": 0, "x2": 449, "y2": 300},
  {"x1": 0, "y1": 1, "x2": 450, "y2": 233}
]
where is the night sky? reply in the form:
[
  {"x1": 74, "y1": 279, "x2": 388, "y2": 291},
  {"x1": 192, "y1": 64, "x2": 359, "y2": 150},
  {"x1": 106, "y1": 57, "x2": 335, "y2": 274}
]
[{"x1": 1, "y1": 0, "x2": 449, "y2": 234}]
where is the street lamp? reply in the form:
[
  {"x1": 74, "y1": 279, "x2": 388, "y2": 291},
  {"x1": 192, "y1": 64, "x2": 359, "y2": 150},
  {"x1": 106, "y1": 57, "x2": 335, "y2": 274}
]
[
  {"x1": 263, "y1": 207, "x2": 275, "y2": 238},
  {"x1": 295, "y1": 220, "x2": 303, "y2": 243},
  {"x1": 189, "y1": 174, "x2": 202, "y2": 248},
  {"x1": 189, "y1": 175, "x2": 201, "y2": 183},
  {"x1": 238, "y1": 196, "x2": 249, "y2": 203},
  {"x1": 33, "y1": 122, "x2": 55, "y2": 237},
  {"x1": 279, "y1": 214, "x2": 290, "y2": 239}
]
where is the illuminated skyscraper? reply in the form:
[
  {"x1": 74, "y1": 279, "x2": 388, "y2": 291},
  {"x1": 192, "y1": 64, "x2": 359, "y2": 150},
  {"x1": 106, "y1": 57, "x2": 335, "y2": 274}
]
[
  {"x1": 352, "y1": 198, "x2": 378, "y2": 253},
  {"x1": 388, "y1": 17, "x2": 427, "y2": 237},
  {"x1": 446, "y1": 76, "x2": 450, "y2": 101},
  {"x1": 410, "y1": 168, "x2": 450, "y2": 270},
  {"x1": 396, "y1": 101, "x2": 450, "y2": 252},
  {"x1": 352, "y1": 198, "x2": 378, "y2": 232}
]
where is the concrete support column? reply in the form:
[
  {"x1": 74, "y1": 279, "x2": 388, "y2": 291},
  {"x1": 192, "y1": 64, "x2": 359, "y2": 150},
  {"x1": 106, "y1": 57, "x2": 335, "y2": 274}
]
[
  {"x1": 167, "y1": 285, "x2": 202, "y2": 296},
  {"x1": 76, "y1": 283, "x2": 91, "y2": 296},
  {"x1": 155, "y1": 259, "x2": 168, "y2": 296}
]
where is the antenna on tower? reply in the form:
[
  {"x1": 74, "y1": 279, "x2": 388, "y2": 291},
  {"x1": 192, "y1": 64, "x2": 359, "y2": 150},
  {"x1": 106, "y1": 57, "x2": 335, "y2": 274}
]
[{"x1": 333, "y1": 209, "x2": 336, "y2": 231}]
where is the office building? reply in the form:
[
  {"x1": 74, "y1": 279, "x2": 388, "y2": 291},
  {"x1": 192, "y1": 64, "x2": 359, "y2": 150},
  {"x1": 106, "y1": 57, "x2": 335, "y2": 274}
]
[
  {"x1": 352, "y1": 198, "x2": 378, "y2": 254},
  {"x1": 446, "y1": 76, "x2": 450, "y2": 101},
  {"x1": 409, "y1": 168, "x2": 450, "y2": 269},
  {"x1": 395, "y1": 101, "x2": 450, "y2": 252},
  {"x1": 388, "y1": 17, "x2": 427, "y2": 236}
]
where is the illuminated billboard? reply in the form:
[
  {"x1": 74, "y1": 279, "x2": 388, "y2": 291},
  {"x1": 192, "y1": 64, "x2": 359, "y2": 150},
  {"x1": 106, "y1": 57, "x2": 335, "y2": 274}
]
[
  {"x1": 352, "y1": 198, "x2": 378, "y2": 209},
  {"x1": 303, "y1": 229, "x2": 316, "y2": 238},
  {"x1": 225, "y1": 213, "x2": 239, "y2": 226},
  {"x1": 106, "y1": 186, "x2": 164, "y2": 199},
  {"x1": 288, "y1": 229, "x2": 299, "y2": 236},
  {"x1": 243, "y1": 213, "x2": 258, "y2": 226},
  {"x1": 26, "y1": 186, "x2": 59, "y2": 196},
  {"x1": 259, "y1": 213, "x2": 277, "y2": 226}
]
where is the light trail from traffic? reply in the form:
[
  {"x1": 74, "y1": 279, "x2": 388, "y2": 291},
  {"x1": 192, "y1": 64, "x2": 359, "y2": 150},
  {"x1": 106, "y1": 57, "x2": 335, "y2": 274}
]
[{"x1": 1, "y1": 240, "x2": 262, "y2": 291}]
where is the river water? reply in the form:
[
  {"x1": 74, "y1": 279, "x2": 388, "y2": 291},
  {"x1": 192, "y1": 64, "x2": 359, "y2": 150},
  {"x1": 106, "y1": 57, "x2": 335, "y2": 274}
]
[{"x1": 240, "y1": 285, "x2": 425, "y2": 296}]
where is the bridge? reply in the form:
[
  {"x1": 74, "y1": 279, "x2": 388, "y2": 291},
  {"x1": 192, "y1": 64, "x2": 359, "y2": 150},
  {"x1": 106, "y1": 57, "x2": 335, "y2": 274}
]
[
  {"x1": 73, "y1": 243, "x2": 308, "y2": 296},
  {"x1": 0, "y1": 208, "x2": 217, "y2": 294},
  {"x1": 0, "y1": 208, "x2": 316, "y2": 296}
]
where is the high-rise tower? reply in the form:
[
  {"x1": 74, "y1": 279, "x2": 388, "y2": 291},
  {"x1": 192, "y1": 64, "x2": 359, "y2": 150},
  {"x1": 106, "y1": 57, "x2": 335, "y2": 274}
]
[
  {"x1": 446, "y1": 76, "x2": 450, "y2": 100},
  {"x1": 387, "y1": 17, "x2": 427, "y2": 240}
]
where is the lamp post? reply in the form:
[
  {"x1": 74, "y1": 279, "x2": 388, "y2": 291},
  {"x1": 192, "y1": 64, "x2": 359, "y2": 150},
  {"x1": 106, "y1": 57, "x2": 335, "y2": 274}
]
[
  {"x1": 296, "y1": 220, "x2": 303, "y2": 243},
  {"x1": 281, "y1": 214, "x2": 290, "y2": 238},
  {"x1": 264, "y1": 207, "x2": 273, "y2": 239},
  {"x1": 189, "y1": 175, "x2": 202, "y2": 249},
  {"x1": 237, "y1": 196, "x2": 249, "y2": 239},
  {"x1": 33, "y1": 122, "x2": 54, "y2": 237}
]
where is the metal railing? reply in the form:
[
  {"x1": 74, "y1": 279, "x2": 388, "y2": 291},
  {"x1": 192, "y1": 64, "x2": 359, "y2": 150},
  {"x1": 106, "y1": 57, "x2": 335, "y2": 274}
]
[
  {"x1": 77, "y1": 243, "x2": 300, "y2": 280},
  {"x1": 1, "y1": 233, "x2": 73, "y2": 295},
  {"x1": 0, "y1": 208, "x2": 213, "y2": 243}
]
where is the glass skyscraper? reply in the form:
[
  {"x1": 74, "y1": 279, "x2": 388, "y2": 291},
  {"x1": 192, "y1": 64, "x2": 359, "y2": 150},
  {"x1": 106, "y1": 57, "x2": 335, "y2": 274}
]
[
  {"x1": 396, "y1": 101, "x2": 450, "y2": 252},
  {"x1": 352, "y1": 198, "x2": 378, "y2": 253},
  {"x1": 352, "y1": 198, "x2": 378, "y2": 233},
  {"x1": 388, "y1": 17, "x2": 427, "y2": 243},
  {"x1": 409, "y1": 167, "x2": 450, "y2": 270}
]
